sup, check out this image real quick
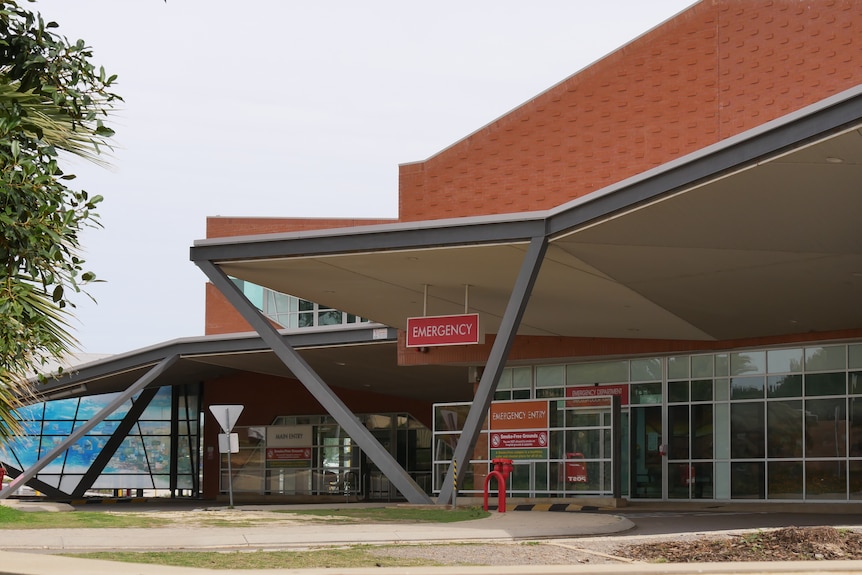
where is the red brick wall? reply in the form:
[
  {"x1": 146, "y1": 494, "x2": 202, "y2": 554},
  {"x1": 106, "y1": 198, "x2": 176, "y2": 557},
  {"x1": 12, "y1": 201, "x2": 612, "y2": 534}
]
[
  {"x1": 201, "y1": 373, "x2": 433, "y2": 498},
  {"x1": 205, "y1": 283, "x2": 255, "y2": 335},
  {"x1": 398, "y1": 0, "x2": 862, "y2": 221}
]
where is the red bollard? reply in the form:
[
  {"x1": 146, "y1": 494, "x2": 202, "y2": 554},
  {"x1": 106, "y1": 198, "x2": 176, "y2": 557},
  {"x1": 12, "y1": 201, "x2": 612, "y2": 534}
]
[{"x1": 483, "y1": 470, "x2": 507, "y2": 513}]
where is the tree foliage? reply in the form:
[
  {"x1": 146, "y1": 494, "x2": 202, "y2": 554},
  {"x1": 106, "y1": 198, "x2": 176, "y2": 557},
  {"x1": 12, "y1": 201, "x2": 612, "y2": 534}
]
[{"x1": 0, "y1": 0, "x2": 120, "y2": 437}]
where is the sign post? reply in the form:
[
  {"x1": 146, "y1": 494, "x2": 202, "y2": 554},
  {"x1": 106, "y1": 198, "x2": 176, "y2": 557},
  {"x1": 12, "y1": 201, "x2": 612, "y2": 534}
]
[{"x1": 209, "y1": 405, "x2": 244, "y2": 507}]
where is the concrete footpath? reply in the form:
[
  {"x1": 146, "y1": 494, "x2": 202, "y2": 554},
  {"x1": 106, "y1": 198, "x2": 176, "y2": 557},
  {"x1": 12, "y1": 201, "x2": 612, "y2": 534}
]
[{"x1": 2, "y1": 500, "x2": 862, "y2": 575}]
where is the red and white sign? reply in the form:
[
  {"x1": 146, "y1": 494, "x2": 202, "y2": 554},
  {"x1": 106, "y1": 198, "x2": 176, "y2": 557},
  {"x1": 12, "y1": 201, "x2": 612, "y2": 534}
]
[
  {"x1": 266, "y1": 447, "x2": 311, "y2": 461},
  {"x1": 566, "y1": 384, "x2": 629, "y2": 407},
  {"x1": 406, "y1": 313, "x2": 480, "y2": 347},
  {"x1": 490, "y1": 431, "x2": 548, "y2": 450}
]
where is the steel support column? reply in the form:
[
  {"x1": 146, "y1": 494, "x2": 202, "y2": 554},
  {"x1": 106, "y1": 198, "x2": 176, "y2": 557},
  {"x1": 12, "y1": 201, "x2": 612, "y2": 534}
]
[
  {"x1": 195, "y1": 260, "x2": 432, "y2": 504},
  {"x1": 437, "y1": 235, "x2": 548, "y2": 505},
  {"x1": 0, "y1": 355, "x2": 179, "y2": 500}
]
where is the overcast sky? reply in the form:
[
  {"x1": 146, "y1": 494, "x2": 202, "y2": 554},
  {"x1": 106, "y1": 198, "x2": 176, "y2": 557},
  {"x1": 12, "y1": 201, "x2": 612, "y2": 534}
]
[{"x1": 34, "y1": 0, "x2": 695, "y2": 355}]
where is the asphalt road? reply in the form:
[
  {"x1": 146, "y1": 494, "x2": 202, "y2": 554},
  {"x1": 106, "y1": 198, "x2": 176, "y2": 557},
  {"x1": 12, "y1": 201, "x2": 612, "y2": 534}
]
[{"x1": 609, "y1": 509, "x2": 862, "y2": 537}]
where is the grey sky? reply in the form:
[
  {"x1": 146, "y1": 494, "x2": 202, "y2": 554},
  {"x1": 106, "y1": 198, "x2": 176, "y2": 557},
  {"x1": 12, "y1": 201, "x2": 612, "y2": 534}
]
[{"x1": 34, "y1": 1, "x2": 694, "y2": 354}]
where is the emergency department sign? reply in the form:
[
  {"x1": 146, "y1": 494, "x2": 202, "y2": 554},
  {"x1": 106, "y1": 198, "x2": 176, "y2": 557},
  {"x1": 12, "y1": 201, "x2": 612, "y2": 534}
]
[{"x1": 406, "y1": 313, "x2": 480, "y2": 347}]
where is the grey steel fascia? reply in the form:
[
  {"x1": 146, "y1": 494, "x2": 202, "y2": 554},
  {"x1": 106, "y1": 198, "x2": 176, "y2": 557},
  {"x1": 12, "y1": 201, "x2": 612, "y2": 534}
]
[
  {"x1": 0, "y1": 355, "x2": 180, "y2": 500},
  {"x1": 34, "y1": 327, "x2": 398, "y2": 396},
  {"x1": 437, "y1": 235, "x2": 548, "y2": 505},
  {"x1": 195, "y1": 259, "x2": 432, "y2": 505},
  {"x1": 190, "y1": 215, "x2": 547, "y2": 264}
]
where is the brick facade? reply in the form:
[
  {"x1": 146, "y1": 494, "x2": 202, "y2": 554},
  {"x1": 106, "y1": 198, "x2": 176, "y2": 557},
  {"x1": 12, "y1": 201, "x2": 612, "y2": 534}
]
[
  {"x1": 398, "y1": 0, "x2": 862, "y2": 221},
  {"x1": 206, "y1": 0, "x2": 862, "y2": 359}
]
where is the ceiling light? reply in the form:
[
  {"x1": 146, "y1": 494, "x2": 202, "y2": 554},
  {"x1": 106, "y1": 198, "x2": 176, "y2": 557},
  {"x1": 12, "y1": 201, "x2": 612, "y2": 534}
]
[{"x1": 825, "y1": 157, "x2": 844, "y2": 164}]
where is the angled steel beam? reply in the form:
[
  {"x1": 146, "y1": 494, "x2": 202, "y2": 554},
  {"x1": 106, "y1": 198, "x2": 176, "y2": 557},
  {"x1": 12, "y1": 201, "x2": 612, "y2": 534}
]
[
  {"x1": 71, "y1": 387, "x2": 159, "y2": 498},
  {"x1": 0, "y1": 355, "x2": 179, "y2": 500},
  {"x1": 195, "y1": 260, "x2": 431, "y2": 504},
  {"x1": 437, "y1": 235, "x2": 548, "y2": 505}
]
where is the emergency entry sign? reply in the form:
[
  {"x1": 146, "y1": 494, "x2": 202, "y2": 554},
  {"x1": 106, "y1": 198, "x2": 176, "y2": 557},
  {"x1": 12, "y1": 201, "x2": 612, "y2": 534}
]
[{"x1": 406, "y1": 313, "x2": 480, "y2": 347}]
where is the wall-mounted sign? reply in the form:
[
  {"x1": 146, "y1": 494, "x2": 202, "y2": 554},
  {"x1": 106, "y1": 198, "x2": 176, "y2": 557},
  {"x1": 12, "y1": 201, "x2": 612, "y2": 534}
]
[
  {"x1": 266, "y1": 447, "x2": 312, "y2": 468},
  {"x1": 266, "y1": 425, "x2": 312, "y2": 469},
  {"x1": 565, "y1": 384, "x2": 629, "y2": 407},
  {"x1": 406, "y1": 313, "x2": 480, "y2": 347},
  {"x1": 488, "y1": 400, "x2": 549, "y2": 459},
  {"x1": 490, "y1": 400, "x2": 549, "y2": 431},
  {"x1": 490, "y1": 430, "x2": 548, "y2": 460}
]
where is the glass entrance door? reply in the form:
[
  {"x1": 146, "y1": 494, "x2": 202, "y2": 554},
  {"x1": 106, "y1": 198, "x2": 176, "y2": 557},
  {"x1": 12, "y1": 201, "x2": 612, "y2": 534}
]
[
  {"x1": 631, "y1": 405, "x2": 663, "y2": 498},
  {"x1": 559, "y1": 399, "x2": 618, "y2": 496}
]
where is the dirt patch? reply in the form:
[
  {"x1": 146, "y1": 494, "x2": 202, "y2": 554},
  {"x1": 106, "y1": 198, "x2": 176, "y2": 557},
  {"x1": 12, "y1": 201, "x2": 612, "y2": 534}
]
[
  {"x1": 108, "y1": 509, "x2": 335, "y2": 527},
  {"x1": 619, "y1": 526, "x2": 862, "y2": 562}
]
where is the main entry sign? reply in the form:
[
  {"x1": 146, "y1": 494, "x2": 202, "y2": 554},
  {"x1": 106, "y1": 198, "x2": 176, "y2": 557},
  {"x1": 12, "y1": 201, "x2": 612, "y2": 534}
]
[{"x1": 406, "y1": 313, "x2": 480, "y2": 347}]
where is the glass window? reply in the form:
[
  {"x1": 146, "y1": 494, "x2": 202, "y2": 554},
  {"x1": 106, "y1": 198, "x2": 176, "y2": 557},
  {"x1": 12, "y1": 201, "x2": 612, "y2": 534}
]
[
  {"x1": 767, "y1": 374, "x2": 802, "y2": 398},
  {"x1": 512, "y1": 366, "x2": 532, "y2": 390},
  {"x1": 805, "y1": 346, "x2": 846, "y2": 372},
  {"x1": 691, "y1": 405, "x2": 713, "y2": 460},
  {"x1": 730, "y1": 351, "x2": 766, "y2": 376},
  {"x1": 768, "y1": 461, "x2": 803, "y2": 499},
  {"x1": 805, "y1": 398, "x2": 846, "y2": 457},
  {"x1": 668, "y1": 381, "x2": 689, "y2": 403},
  {"x1": 714, "y1": 378, "x2": 730, "y2": 401},
  {"x1": 851, "y1": 398, "x2": 862, "y2": 457},
  {"x1": 850, "y1": 345, "x2": 862, "y2": 370},
  {"x1": 497, "y1": 369, "x2": 513, "y2": 390},
  {"x1": 806, "y1": 461, "x2": 846, "y2": 499},
  {"x1": 767, "y1": 348, "x2": 803, "y2": 374},
  {"x1": 630, "y1": 383, "x2": 662, "y2": 404},
  {"x1": 434, "y1": 404, "x2": 472, "y2": 432},
  {"x1": 850, "y1": 460, "x2": 862, "y2": 500},
  {"x1": 668, "y1": 405, "x2": 689, "y2": 460},
  {"x1": 850, "y1": 372, "x2": 862, "y2": 395},
  {"x1": 668, "y1": 356, "x2": 689, "y2": 380},
  {"x1": 731, "y1": 461, "x2": 764, "y2": 499},
  {"x1": 767, "y1": 401, "x2": 802, "y2": 458},
  {"x1": 805, "y1": 373, "x2": 846, "y2": 396},
  {"x1": 691, "y1": 380, "x2": 713, "y2": 402},
  {"x1": 731, "y1": 376, "x2": 765, "y2": 400},
  {"x1": 692, "y1": 355, "x2": 714, "y2": 379},
  {"x1": 536, "y1": 365, "x2": 564, "y2": 388},
  {"x1": 318, "y1": 309, "x2": 343, "y2": 326},
  {"x1": 567, "y1": 361, "x2": 628, "y2": 385},
  {"x1": 730, "y1": 402, "x2": 764, "y2": 458},
  {"x1": 536, "y1": 387, "x2": 563, "y2": 399},
  {"x1": 715, "y1": 354, "x2": 729, "y2": 377},
  {"x1": 631, "y1": 357, "x2": 662, "y2": 382}
]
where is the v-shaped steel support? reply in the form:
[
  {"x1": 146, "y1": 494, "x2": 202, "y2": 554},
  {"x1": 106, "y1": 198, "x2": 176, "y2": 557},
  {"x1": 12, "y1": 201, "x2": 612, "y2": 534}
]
[
  {"x1": 0, "y1": 355, "x2": 179, "y2": 500},
  {"x1": 195, "y1": 260, "x2": 431, "y2": 504},
  {"x1": 437, "y1": 235, "x2": 548, "y2": 505}
]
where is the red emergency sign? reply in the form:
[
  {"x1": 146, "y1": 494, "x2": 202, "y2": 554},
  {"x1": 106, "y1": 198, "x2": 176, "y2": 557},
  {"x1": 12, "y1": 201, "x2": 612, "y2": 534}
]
[{"x1": 406, "y1": 313, "x2": 480, "y2": 347}]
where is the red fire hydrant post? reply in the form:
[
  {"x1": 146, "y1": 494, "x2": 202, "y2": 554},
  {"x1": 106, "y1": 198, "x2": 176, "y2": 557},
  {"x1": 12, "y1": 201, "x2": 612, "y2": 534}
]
[{"x1": 484, "y1": 458, "x2": 514, "y2": 512}]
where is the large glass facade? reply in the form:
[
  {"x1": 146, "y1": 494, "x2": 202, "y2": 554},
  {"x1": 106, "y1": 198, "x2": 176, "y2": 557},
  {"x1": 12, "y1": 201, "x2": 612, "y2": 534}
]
[
  {"x1": 433, "y1": 342, "x2": 862, "y2": 501},
  {"x1": 218, "y1": 413, "x2": 431, "y2": 500},
  {"x1": 3, "y1": 385, "x2": 201, "y2": 497}
]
